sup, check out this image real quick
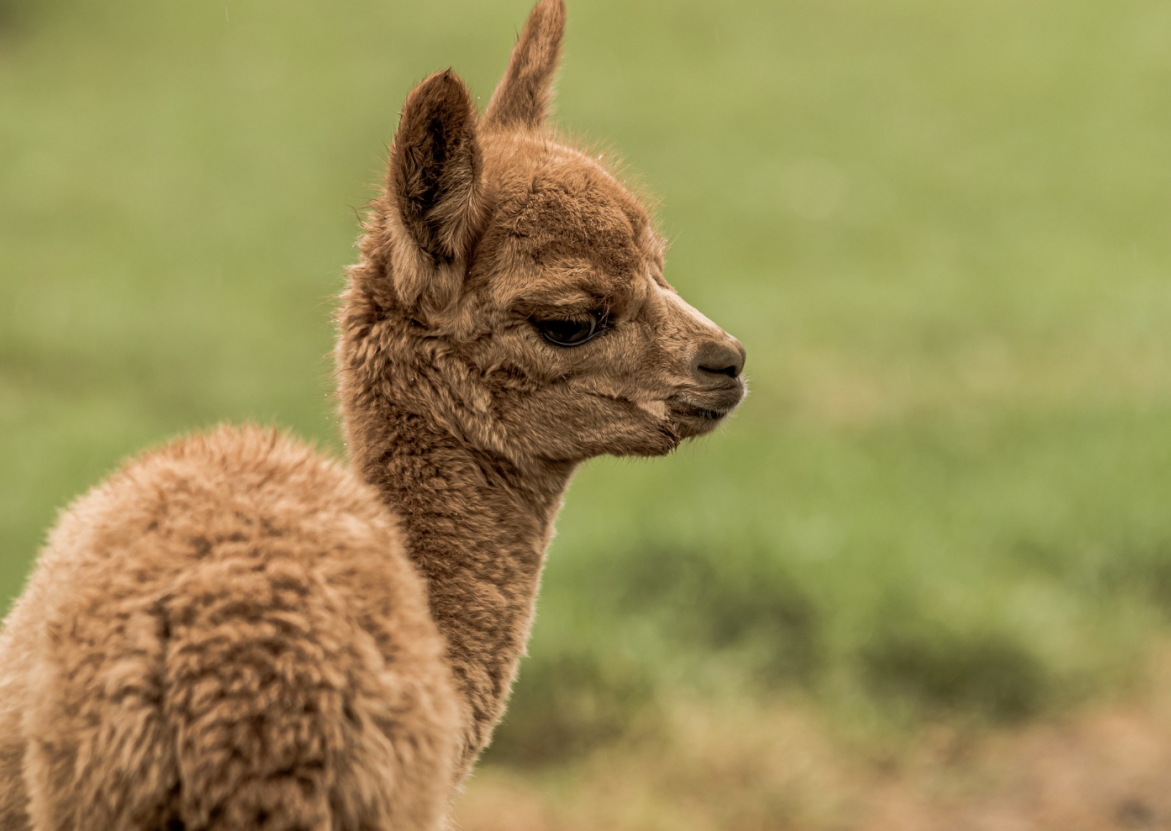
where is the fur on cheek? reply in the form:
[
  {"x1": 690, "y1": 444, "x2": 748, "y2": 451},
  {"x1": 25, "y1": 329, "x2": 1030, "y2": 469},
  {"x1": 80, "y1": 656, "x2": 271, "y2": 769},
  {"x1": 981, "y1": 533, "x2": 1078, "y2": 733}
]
[{"x1": 635, "y1": 399, "x2": 670, "y2": 421}]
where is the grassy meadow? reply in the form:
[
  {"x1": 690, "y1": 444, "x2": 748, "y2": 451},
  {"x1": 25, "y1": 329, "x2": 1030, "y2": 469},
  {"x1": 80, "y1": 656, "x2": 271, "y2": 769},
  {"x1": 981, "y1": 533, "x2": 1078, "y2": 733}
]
[{"x1": 3, "y1": 0, "x2": 1171, "y2": 826}]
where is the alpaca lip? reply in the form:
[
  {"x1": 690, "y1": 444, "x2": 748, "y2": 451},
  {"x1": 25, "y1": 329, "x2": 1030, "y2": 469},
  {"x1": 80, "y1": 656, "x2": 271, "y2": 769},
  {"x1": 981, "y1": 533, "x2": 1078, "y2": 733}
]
[
  {"x1": 686, "y1": 405, "x2": 730, "y2": 421},
  {"x1": 670, "y1": 383, "x2": 744, "y2": 423},
  {"x1": 668, "y1": 398, "x2": 738, "y2": 437}
]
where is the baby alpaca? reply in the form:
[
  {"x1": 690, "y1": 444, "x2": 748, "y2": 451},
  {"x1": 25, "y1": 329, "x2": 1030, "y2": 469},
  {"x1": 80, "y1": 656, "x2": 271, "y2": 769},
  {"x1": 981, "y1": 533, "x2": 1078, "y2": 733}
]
[{"x1": 0, "y1": 1, "x2": 746, "y2": 829}]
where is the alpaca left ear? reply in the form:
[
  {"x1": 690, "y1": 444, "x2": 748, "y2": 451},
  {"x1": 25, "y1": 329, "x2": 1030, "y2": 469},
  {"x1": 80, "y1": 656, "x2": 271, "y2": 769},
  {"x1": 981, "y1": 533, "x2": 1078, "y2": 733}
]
[
  {"x1": 386, "y1": 69, "x2": 484, "y2": 311},
  {"x1": 483, "y1": 0, "x2": 566, "y2": 130}
]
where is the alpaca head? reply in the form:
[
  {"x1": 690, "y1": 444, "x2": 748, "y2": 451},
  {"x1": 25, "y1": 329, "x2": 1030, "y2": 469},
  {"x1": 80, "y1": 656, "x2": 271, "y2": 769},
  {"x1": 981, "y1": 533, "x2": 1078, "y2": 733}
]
[{"x1": 339, "y1": 0, "x2": 745, "y2": 467}]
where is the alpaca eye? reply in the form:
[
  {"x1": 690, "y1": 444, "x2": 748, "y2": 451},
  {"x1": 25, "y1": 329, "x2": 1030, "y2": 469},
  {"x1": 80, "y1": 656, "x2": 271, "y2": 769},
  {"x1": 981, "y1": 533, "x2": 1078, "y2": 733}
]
[{"x1": 533, "y1": 312, "x2": 603, "y2": 347}]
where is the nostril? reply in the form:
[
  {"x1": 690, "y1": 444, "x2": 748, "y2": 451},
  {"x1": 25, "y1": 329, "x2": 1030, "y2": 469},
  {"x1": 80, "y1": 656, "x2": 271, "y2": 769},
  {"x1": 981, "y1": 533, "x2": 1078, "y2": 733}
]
[{"x1": 693, "y1": 339, "x2": 746, "y2": 381}]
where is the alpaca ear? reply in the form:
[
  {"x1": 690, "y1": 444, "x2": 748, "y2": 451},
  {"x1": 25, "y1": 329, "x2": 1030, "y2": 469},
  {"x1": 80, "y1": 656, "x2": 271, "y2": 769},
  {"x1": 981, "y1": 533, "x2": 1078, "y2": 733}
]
[
  {"x1": 482, "y1": 0, "x2": 566, "y2": 130},
  {"x1": 386, "y1": 69, "x2": 484, "y2": 311}
]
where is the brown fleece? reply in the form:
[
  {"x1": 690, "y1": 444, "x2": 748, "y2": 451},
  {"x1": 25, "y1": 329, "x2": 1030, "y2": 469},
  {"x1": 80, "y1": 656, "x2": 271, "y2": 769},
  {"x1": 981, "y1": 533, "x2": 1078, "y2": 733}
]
[{"x1": 0, "y1": 1, "x2": 746, "y2": 829}]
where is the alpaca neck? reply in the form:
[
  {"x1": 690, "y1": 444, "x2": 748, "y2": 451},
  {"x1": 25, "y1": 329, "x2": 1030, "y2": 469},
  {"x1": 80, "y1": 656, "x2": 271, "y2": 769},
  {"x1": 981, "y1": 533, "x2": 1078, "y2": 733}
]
[{"x1": 349, "y1": 400, "x2": 573, "y2": 772}]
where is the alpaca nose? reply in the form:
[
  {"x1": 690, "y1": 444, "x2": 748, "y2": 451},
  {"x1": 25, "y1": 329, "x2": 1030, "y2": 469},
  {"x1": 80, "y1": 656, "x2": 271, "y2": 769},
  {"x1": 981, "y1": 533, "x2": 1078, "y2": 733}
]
[{"x1": 692, "y1": 337, "x2": 746, "y2": 382}]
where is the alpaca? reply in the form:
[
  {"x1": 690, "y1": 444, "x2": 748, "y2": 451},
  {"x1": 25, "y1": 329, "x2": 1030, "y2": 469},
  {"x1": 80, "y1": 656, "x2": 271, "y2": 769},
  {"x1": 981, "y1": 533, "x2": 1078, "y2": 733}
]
[{"x1": 0, "y1": 1, "x2": 746, "y2": 829}]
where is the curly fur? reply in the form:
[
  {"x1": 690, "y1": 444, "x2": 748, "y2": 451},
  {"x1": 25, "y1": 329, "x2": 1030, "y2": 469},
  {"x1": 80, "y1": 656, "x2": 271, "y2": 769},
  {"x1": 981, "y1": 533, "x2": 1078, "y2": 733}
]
[{"x1": 0, "y1": 1, "x2": 746, "y2": 829}]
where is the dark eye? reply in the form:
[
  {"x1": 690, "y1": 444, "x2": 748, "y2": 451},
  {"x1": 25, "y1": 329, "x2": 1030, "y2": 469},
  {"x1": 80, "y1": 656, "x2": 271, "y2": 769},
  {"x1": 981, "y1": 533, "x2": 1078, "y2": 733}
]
[{"x1": 532, "y1": 312, "x2": 604, "y2": 347}]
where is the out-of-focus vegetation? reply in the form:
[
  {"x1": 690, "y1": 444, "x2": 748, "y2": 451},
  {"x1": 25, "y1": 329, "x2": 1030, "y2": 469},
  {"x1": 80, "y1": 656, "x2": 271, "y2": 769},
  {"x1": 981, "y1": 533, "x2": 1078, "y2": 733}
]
[{"x1": 2, "y1": 0, "x2": 1170, "y2": 824}]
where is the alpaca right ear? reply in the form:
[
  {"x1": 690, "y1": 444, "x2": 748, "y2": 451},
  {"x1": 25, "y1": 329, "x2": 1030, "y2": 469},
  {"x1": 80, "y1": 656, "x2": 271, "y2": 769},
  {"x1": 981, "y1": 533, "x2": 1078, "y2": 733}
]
[
  {"x1": 386, "y1": 70, "x2": 484, "y2": 312},
  {"x1": 482, "y1": 0, "x2": 566, "y2": 130}
]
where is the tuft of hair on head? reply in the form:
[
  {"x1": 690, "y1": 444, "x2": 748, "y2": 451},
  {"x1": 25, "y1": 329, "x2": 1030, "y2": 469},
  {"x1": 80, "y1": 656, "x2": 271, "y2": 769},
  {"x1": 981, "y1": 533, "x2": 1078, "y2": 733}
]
[{"x1": 483, "y1": 0, "x2": 567, "y2": 131}]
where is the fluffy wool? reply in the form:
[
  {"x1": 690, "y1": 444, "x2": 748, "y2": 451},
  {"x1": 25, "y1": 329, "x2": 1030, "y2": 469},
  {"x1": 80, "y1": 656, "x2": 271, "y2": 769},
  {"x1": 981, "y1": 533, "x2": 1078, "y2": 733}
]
[{"x1": 0, "y1": 1, "x2": 746, "y2": 829}]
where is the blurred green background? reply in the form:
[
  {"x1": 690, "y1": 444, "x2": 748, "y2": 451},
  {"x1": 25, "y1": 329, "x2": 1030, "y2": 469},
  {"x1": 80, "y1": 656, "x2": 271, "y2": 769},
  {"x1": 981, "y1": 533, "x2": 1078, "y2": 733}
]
[{"x1": 3, "y1": 0, "x2": 1171, "y2": 813}]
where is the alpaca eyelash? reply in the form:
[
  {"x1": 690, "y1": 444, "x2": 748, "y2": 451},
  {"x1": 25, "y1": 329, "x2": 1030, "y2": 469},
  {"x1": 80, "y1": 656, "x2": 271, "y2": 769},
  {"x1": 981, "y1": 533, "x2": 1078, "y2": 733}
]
[{"x1": 530, "y1": 309, "x2": 609, "y2": 347}]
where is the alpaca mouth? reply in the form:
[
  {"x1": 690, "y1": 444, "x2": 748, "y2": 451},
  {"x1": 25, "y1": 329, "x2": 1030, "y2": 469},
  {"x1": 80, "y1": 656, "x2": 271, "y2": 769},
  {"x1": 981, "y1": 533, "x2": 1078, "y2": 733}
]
[
  {"x1": 667, "y1": 393, "x2": 741, "y2": 438},
  {"x1": 683, "y1": 405, "x2": 731, "y2": 421}
]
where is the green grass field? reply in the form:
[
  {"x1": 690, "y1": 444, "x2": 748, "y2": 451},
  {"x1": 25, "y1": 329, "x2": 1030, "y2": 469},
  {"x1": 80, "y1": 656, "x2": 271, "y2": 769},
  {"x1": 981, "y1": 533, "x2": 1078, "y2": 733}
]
[{"x1": 3, "y1": 0, "x2": 1171, "y2": 809}]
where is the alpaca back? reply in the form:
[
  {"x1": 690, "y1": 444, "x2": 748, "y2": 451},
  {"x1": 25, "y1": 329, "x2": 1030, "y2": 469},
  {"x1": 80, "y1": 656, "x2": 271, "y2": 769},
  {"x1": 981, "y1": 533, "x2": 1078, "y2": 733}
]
[{"x1": 0, "y1": 425, "x2": 459, "y2": 831}]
